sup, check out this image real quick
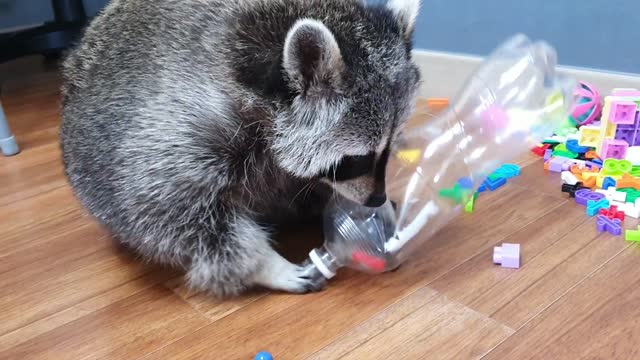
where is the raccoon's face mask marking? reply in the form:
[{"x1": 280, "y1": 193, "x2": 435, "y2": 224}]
[{"x1": 322, "y1": 141, "x2": 392, "y2": 207}]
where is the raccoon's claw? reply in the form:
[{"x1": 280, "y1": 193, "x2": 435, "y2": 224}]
[
  {"x1": 278, "y1": 264, "x2": 326, "y2": 293},
  {"x1": 253, "y1": 254, "x2": 327, "y2": 294}
]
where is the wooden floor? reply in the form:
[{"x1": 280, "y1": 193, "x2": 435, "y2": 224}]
[{"x1": 2, "y1": 57, "x2": 640, "y2": 360}]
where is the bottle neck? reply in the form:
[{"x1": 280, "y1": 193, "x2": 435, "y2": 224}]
[{"x1": 308, "y1": 246, "x2": 339, "y2": 279}]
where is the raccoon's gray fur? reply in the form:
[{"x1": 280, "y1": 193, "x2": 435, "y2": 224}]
[{"x1": 60, "y1": 0, "x2": 421, "y2": 297}]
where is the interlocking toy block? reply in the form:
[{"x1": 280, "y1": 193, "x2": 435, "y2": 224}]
[
  {"x1": 575, "y1": 189, "x2": 606, "y2": 206},
  {"x1": 585, "y1": 150, "x2": 600, "y2": 160},
  {"x1": 596, "y1": 215, "x2": 623, "y2": 235},
  {"x1": 603, "y1": 159, "x2": 633, "y2": 177},
  {"x1": 609, "y1": 100, "x2": 638, "y2": 124},
  {"x1": 599, "y1": 113, "x2": 618, "y2": 139},
  {"x1": 597, "y1": 99, "x2": 621, "y2": 156},
  {"x1": 582, "y1": 176, "x2": 597, "y2": 188},
  {"x1": 478, "y1": 176, "x2": 507, "y2": 193},
  {"x1": 587, "y1": 198, "x2": 610, "y2": 216},
  {"x1": 397, "y1": 149, "x2": 422, "y2": 164},
  {"x1": 352, "y1": 251, "x2": 387, "y2": 272},
  {"x1": 457, "y1": 177, "x2": 474, "y2": 189},
  {"x1": 626, "y1": 147, "x2": 640, "y2": 165},
  {"x1": 602, "y1": 176, "x2": 617, "y2": 189},
  {"x1": 493, "y1": 243, "x2": 520, "y2": 269},
  {"x1": 595, "y1": 187, "x2": 627, "y2": 202},
  {"x1": 566, "y1": 139, "x2": 591, "y2": 154},
  {"x1": 561, "y1": 171, "x2": 579, "y2": 185},
  {"x1": 617, "y1": 188, "x2": 640, "y2": 203},
  {"x1": 611, "y1": 199, "x2": 640, "y2": 218},
  {"x1": 589, "y1": 158, "x2": 603, "y2": 166},
  {"x1": 616, "y1": 174, "x2": 640, "y2": 190},
  {"x1": 465, "y1": 192, "x2": 478, "y2": 213},
  {"x1": 544, "y1": 149, "x2": 553, "y2": 161},
  {"x1": 439, "y1": 183, "x2": 473, "y2": 205},
  {"x1": 579, "y1": 125, "x2": 601, "y2": 147},
  {"x1": 597, "y1": 174, "x2": 615, "y2": 189},
  {"x1": 625, "y1": 226, "x2": 640, "y2": 242},
  {"x1": 492, "y1": 163, "x2": 521, "y2": 179},
  {"x1": 599, "y1": 205, "x2": 625, "y2": 220},
  {"x1": 532, "y1": 143, "x2": 551, "y2": 157},
  {"x1": 562, "y1": 182, "x2": 586, "y2": 197},
  {"x1": 615, "y1": 125, "x2": 638, "y2": 147},
  {"x1": 552, "y1": 143, "x2": 578, "y2": 159},
  {"x1": 600, "y1": 139, "x2": 629, "y2": 160},
  {"x1": 548, "y1": 157, "x2": 568, "y2": 172}
]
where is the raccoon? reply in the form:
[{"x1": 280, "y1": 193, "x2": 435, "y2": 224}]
[{"x1": 60, "y1": 0, "x2": 421, "y2": 297}]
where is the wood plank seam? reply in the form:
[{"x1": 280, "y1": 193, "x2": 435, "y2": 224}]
[{"x1": 478, "y1": 243, "x2": 632, "y2": 359}]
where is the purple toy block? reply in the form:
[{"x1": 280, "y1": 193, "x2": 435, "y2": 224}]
[
  {"x1": 596, "y1": 215, "x2": 623, "y2": 235},
  {"x1": 493, "y1": 243, "x2": 520, "y2": 269},
  {"x1": 615, "y1": 125, "x2": 637, "y2": 146},
  {"x1": 548, "y1": 157, "x2": 569, "y2": 172},
  {"x1": 543, "y1": 149, "x2": 553, "y2": 161},
  {"x1": 601, "y1": 139, "x2": 629, "y2": 160},
  {"x1": 576, "y1": 189, "x2": 605, "y2": 206},
  {"x1": 609, "y1": 101, "x2": 638, "y2": 124}
]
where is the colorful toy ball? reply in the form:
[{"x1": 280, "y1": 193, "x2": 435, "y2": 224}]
[
  {"x1": 255, "y1": 351, "x2": 274, "y2": 360},
  {"x1": 570, "y1": 81, "x2": 602, "y2": 126}
]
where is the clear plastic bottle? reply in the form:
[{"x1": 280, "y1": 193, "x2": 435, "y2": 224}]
[{"x1": 306, "y1": 34, "x2": 576, "y2": 280}]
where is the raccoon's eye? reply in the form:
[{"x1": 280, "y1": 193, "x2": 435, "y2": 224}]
[{"x1": 325, "y1": 152, "x2": 375, "y2": 181}]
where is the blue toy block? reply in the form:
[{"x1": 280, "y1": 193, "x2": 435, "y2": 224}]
[
  {"x1": 602, "y1": 177, "x2": 617, "y2": 190},
  {"x1": 457, "y1": 177, "x2": 475, "y2": 189},
  {"x1": 566, "y1": 139, "x2": 591, "y2": 154},
  {"x1": 493, "y1": 163, "x2": 521, "y2": 179},
  {"x1": 482, "y1": 176, "x2": 508, "y2": 191},
  {"x1": 587, "y1": 199, "x2": 610, "y2": 217}
]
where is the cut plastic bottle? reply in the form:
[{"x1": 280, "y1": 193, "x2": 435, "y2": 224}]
[{"x1": 305, "y1": 34, "x2": 577, "y2": 280}]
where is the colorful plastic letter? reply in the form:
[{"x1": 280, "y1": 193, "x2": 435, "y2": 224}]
[{"x1": 596, "y1": 215, "x2": 623, "y2": 235}]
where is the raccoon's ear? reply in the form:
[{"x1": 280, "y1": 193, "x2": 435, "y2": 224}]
[
  {"x1": 386, "y1": 0, "x2": 420, "y2": 37},
  {"x1": 283, "y1": 18, "x2": 344, "y2": 94}
]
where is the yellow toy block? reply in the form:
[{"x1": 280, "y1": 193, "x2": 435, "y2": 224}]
[
  {"x1": 578, "y1": 125, "x2": 601, "y2": 147},
  {"x1": 397, "y1": 149, "x2": 422, "y2": 164},
  {"x1": 596, "y1": 97, "x2": 619, "y2": 156}
]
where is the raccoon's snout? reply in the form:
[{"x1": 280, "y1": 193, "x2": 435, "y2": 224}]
[
  {"x1": 364, "y1": 193, "x2": 387, "y2": 208},
  {"x1": 326, "y1": 175, "x2": 387, "y2": 208}
]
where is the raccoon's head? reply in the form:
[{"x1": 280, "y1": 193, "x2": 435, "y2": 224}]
[{"x1": 271, "y1": 0, "x2": 422, "y2": 207}]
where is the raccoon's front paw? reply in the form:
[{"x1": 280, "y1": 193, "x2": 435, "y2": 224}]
[{"x1": 253, "y1": 253, "x2": 326, "y2": 294}]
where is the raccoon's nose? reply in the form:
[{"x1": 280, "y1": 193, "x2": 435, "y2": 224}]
[{"x1": 364, "y1": 193, "x2": 387, "y2": 208}]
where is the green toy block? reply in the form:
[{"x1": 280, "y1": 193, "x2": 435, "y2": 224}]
[
  {"x1": 439, "y1": 183, "x2": 472, "y2": 205},
  {"x1": 552, "y1": 143, "x2": 578, "y2": 159},
  {"x1": 603, "y1": 159, "x2": 633, "y2": 177},
  {"x1": 625, "y1": 226, "x2": 640, "y2": 242},
  {"x1": 465, "y1": 192, "x2": 478, "y2": 213},
  {"x1": 618, "y1": 188, "x2": 640, "y2": 203}
]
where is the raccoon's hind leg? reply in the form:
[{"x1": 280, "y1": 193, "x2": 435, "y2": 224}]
[{"x1": 186, "y1": 213, "x2": 326, "y2": 297}]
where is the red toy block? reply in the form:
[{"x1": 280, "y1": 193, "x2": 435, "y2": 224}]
[
  {"x1": 532, "y1": 144, "x2": 551, "y2": 157},
  {"x1": 599, "y1": 205, "x2": 626, "y2": 221}
]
